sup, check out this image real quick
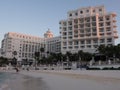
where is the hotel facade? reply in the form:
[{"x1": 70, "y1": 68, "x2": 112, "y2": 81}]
[
  {"x1": 59, "y1": 5, "x2": 118, "y2": 54},
  {"x1": 0, "y1": 5, "x2": 118, "y2": 62},
  {"x1": 1, "y1": 30, "x2": 61, "y2": 62}
]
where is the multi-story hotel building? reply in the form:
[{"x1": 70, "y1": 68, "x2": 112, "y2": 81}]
[
  {"x1": 0, "y1": 5, "x2": 118, "y2": 62},
  {"x1": 44, "y1": 30, "x2": 61, "y2": 54},
  {"x1": 1, "y1": 30, "x2": 61, "y2": 63},
  {"x1": 1, "y1": 32, "x2": 44, "y2": 62},
  {"x1": 59, "y1": 5, "x2": 118, "y2": 54}
]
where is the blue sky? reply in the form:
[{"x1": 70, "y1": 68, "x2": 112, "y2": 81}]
[{"x1": 0, "y1": 0, "x2": 120, "y2": 45}]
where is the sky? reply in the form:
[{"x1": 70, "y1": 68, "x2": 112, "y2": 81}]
[{"x1": 0, "y1": 0, "x2": 120, "y2": 45}]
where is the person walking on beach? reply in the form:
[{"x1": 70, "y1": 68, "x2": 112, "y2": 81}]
[
  {"x1": 15, "y1": 67, "x2": 19, "y2": 72},
  {"x1": 26, "y1": 64, "x2": 29, "y2": 71}
]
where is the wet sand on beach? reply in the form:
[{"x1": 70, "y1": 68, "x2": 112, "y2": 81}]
[
  {"x1": 1, "y1": 70, "x2": 120, "y2": 90},
  {"x1": 0, "y1": 72, "x2": 50, "y2": 90},
  {"x1": 30, "y1": 70, "x2": 120, "y2": 83}
]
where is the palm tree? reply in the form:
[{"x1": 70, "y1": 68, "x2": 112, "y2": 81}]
[
  {"x1": 46, "y1": 51, "x2": 50, "y2": 57},
  {"x1": 40, "y1": 47, "x2": 45, "y2": 59},
  {"x1": 34, "y1": 52, "x2": 40, "y2": 67},
  {"x1": 66, "y1": 51, "x2": 72, "y2": 62},
  {"x1": 78, "y1": 50, "x2": 84, "y2": 62},
  {"x1": 0, "y1": 57, "x2": 8, "y2": 66},
  {"x1": 116, "y1": 44, "x2": 120, "y2": 61},
  {"x1": 97, "y1": 45, "x2": 108, "y2": 62},
  {"x1": 97, "y1": 45, "x2": 106, "y2": 55},
  {"x1": 12, "y1": 51, "x2": 17, "y2": 66}
]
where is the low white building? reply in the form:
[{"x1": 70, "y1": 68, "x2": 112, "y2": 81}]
[{"x1": 1, "y1": 30, "x2": 61, "y2": 63}]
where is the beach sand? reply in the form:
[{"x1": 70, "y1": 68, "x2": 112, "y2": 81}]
[
  {"x1": 19, "y1": 70, "x2": 120, "y2": 90},
  {"x1": 0, "y1": 71, "x2": 49, "y2": 90}
]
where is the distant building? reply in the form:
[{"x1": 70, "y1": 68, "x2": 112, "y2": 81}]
[
  {"x1": 1, "y1": 32, "x2": 44, "y2": 62},
  {"x1": 44, "y1": 29, "x2": 61, "y2": 54},
  {"x1": 59, "y1": 5, "x2": 118, "y2": 54},
  {"x1": 1, "y1": 30, "x2": 61, "y2": 63}
]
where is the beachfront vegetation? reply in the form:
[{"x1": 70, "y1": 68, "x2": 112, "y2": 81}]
[
  {"x1": 0, "y1": 44, "x2": 120, "y2": 67},
  {"x1": 0, "y1": 57, "x2": 9, "y2": 66},
  {"x1": 35, "y1": 44, "x2": 120, "y2": 66},
  {"x1": 96, "y1": 44, "x2": 120, "y2": 62}
]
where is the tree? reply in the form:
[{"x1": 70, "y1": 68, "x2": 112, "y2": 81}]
[
  {"x1": 78, "y1": 50, "x2": 84, "y2": 62},
  {"x1": 0, "y1": 57, "x2": 9, "y2": 66},
  {"x1": 97, "y1": 44, "x2": 120, "y2": 63},
  {"x1": 34, "y1": 52, "x2": 40, "y2": 66},
  {"x1": 66, "y1": 51, "x2": 72, "y2": 62},
  {"x1": 40, "y1": 47, "x2": 45, "y2": 58},
  {"x1": 12, "y1": 51, "x2": 17, "y2": 66}
]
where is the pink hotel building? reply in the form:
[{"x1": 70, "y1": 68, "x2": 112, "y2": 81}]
[
  {"x1": 60, "y1": 5, "x2": 118, "y2": 54},
  {"x1": 1, "y1": 5, "x2": 118, "y2": 61}
]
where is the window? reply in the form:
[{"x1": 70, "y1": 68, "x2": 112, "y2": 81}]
[
  {"x1": 81, "y1": 41, "x2": 85, "y2": 44},
  {"x1": 100, "y1": 39, "x2": 105, "y2": 43},
  {"x1": 68, "y1": 32, "x2": 72, "y2": 35},
  {"x1": 106, "y1": 16, "x2": 110, "y2": 21},
  {"x1": 86, "y1": 40, "x2": 91, "y2": 44},
  {"x1": 86, "y1": 10, "x2": 89, "y2": 13},
  {"x1": 99, "y1": 28, "x2": 104, "y2": 32},
  {"x1": 93, "y1": 39, "x2": 98, "y2": 43},
  {"x1": 99, "y1": 9, "x2": 102, "y2": 11},
  {"x1": 68, "y1": 36, "x2": 72, "y2": 39},
  {"x1": 63, "y1": 37, "x2": 67, "y2": 39},
  {"x1": 63, "y1": 32, "x2": 67, "y2": 35},
  {"x1": 69, "y1": 41, "x2": 72, "y2": 45},
  {"x1": 74, "y1": 46, "x2": 78, "y2": 49},
  {"x1": 106, "y1": 22, "x2": 110, "y2": 26},
  {"x1": 81, "y1": 46, "x2": 85, "y2": 48},
  {"x1": 63, "y1": 42, "x2": 67, "y2": 46},
  {"x1": 99, "y1": 23, "x2": 104, "y2": 27},
  {"x1": 63, "y1": 47, "x2": 67, "y2": 49},
  {"x1": 107, "y1": 38, "x2": 112, "y2": 42},
  {"x1": 69, "y1": 13, "x2": 72, "y2": 16},
  {"x1": 87, "y1": 45, "x2": 91, "y2": 48},
  {"x1": 59, "y1": 22, "x2": 61, "y2": 24},
  {"x1": 74, "y1": 41, "x2": 78, "y2": 45},
  {"x1": 92, "y1": 16, "x2": 96, "y2": 21},
  {"x1": 69, "y1": 46, "x2": 72, "y2": 49},
  {"x1": 80, "y1": 10, "x2": 83, "y2": 14},
  {"x1": 93, "y1": 45, "x2": 98, "y2": 48},
  {"x1": 99, "y1": 17, "x2": 103, "y2": 21},
  {"x1": 93, "y1": 9, "x2": 95, "y2": 12},
  {"x1": 75, "y1": 12, "x2": 78, "y2": 16}
]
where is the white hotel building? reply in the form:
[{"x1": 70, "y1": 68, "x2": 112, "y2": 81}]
[
  {"x1": 59, "y1": 5, "x2": 118, "y2": 54},
  {"x1": 1, "y1": 30, "x2": 61, "y2": 62},
  {"x1": 0, "y1": 5, "x2": 118, "y2": 62}
]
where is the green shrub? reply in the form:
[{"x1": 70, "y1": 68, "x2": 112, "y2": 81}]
[
  {"x1": 102, "y1": 67, "x2": 120, "y2": 70},
  {"x1": 87, "y1": 67, "x2": 101, "y2": 70}
]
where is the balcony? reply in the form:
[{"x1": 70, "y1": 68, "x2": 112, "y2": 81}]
[
  {"x1": 113, "y1": 30, "x2": 117, "y2": 33},
  {"x1": 113, "y1": 34, "x2": 118, "y2": 38},
  {"x1": 113, "y1": 25, "x2": 117, "y2": 28}
]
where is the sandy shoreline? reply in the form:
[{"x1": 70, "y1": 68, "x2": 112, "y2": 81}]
[
  {"x1": 19, "y1": 70, "x2": 120, "y2": 82},
  {"x1": 19, "y1": 70, "x2": 120, "y2": 90},
  {"x1": 1, "y1": 70, "x2": 120, "y2": 90}
]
